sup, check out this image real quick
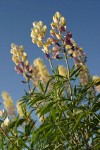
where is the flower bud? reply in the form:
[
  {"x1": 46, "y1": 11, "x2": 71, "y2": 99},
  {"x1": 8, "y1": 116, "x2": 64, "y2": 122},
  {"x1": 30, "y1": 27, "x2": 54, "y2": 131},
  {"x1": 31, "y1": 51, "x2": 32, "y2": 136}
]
[
  {"x1": 55, "y1": 12, "x2": 61, "y2": 19},
  {"x1": 60, "y1": 17, "x2": 66, "y2": 26},
  {"x1": 50, "y1": 30, "x2": 56, "y2": 36}
]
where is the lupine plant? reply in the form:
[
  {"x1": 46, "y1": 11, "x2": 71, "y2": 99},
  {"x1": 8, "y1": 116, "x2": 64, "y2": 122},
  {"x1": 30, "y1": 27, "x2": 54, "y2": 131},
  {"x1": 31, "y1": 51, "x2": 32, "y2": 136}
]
[{"x1": 0, "y1": 12, "x2": 100, "y2": 150}]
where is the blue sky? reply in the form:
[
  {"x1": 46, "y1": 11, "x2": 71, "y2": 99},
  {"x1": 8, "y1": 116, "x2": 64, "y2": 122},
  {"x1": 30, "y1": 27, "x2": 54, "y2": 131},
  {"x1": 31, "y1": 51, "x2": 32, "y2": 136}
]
[{"x1": 0, "y1": 0, "x2": 100, "y2": 107}]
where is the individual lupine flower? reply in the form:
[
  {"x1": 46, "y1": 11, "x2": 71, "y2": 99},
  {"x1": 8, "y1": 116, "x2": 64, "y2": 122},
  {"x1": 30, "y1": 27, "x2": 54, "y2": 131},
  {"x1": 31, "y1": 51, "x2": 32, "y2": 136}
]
[
  {"x1": 58, "y1": 65, "x2": 67, "y2": 77},
  {"x1": 51, "y1": 44, "x2": 61, "y2": 59},
  {"x1": 93, "y1": 76, "x2": 100, "y2": 93},
  {"x1": 50, "y1": 29, "x2": 56, "y2": 37},
  {"x1": 31, "y1": 21, "x2": 47, "y2": 47},
  {"x1": 33, "y1": 58, "x2": 50, "y2": 84},
  {"x1": 1, "y1": 92, "x2": 15, "y2": 116},
  {"x1": 42, "y1": 38, "x2": 52, "y2": 54},
  {"x1": 1, "y1": 117, "x2": 10, "y2": 130},
  {"x1": 0, "y1": 109, "x2": 6, "y2": 118},
  {"x1": 64, "y1": 32, "x2": 75, "y2": 51}
]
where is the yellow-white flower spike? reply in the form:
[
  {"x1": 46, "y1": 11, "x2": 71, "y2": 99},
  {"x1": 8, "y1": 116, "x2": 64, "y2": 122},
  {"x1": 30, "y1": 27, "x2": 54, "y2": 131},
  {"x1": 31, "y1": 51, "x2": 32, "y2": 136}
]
[
  {"x1": 1, "y1": 91, "x2": 15, "y2": 116},
  {"x1": 31, "y1": 21, "x2": 47, "y2": 46},
  {"x1": 34, "y1": 58, "x2": 44, "y2": 67},
  {"x1": 33, "y1": 58, "x2": 50, "y2": 84}
]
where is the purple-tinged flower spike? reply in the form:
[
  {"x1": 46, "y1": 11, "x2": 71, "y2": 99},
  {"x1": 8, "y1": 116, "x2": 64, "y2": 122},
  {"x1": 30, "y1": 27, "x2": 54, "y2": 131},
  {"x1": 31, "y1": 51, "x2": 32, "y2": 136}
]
[
  {"x1": 64, "y1": 31, "x2": 91, "y2": 85},
  {"x1": 10, "y1": 43, "x2": 33, "y2": 82},
  {"x1": 50, "y1": 12, "x2": 66, "y2": 43},
  {"x1": 51, "y1": 12, "x2": 66, "y2": 32}
]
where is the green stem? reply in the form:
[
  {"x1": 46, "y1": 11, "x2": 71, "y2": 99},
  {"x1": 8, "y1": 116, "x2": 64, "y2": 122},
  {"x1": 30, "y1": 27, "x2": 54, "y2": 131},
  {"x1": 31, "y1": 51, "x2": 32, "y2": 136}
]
[
  {"x1": 63, "y1": 51, "x2": 73, "y2": 101},
  {"x1": 49, "y1": 58, "x2": 54, "y2": 73}
]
